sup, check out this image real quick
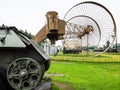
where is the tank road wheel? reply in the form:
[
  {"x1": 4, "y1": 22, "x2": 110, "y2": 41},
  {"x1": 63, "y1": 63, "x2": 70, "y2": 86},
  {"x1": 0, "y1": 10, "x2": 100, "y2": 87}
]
[{"x1": 7, "y1": 58, "x2": 45, "y2": 90}]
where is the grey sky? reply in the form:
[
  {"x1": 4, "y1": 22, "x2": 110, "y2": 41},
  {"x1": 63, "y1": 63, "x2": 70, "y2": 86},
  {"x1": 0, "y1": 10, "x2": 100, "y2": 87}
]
[{"x1": 0, "y1": 0, "x2": 119, "y2": 42}]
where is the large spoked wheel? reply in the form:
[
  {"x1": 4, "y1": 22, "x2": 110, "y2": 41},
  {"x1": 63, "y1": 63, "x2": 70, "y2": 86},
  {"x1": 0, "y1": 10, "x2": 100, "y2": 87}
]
[
  {"x1": 7, "y1": 58, "x2": 45, "y2": 90},
  {"x1": 63, "y1": 1, "x2": 116, "y2": 55}
]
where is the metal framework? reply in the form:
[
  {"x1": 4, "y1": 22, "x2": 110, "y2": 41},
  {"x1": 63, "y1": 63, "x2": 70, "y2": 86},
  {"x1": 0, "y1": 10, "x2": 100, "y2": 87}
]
[{"x1": 63, "y1": 1, "x2": 116, "y2": 55}]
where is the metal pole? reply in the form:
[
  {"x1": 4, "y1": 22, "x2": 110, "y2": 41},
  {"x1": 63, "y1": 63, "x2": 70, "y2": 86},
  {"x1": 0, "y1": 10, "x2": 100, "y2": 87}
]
[
  {"x1": 81, "y1": 38, "x2": 82, "y2": 54},
  {"x1": 87, "y1": 34, "x2": 89, "y2": 55},
  {"x1": 116, "y1": 35, "x2": 117, "y2": 52}
]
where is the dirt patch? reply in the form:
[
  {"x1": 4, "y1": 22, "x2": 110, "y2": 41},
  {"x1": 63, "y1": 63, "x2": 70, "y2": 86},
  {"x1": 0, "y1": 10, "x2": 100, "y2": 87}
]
[{"x1": 52, "y1": 82, "x2": 73, "y2": 90}]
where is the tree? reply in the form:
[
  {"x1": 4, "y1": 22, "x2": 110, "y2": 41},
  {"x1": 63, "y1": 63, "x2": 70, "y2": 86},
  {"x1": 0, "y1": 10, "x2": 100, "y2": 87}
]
[{"x1": 19, "y1": 29, "x2": 34, "y2": 39}]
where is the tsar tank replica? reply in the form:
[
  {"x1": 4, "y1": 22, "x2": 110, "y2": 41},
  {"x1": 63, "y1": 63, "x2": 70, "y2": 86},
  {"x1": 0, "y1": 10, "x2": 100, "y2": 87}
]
[{"x1": 0, "y1": 11, "x2": 65, "y2": 90}]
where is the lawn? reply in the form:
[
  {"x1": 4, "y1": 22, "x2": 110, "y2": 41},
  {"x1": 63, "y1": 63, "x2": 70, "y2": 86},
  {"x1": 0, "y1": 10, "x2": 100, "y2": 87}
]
[{"x1": 45, "y1": 52, "x2": 120, "y2": 90}]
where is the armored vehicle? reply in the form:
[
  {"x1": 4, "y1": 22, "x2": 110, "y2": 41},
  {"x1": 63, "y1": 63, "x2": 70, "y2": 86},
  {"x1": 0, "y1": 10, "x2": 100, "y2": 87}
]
[{"x1": 0, "y1": 26, "x2": 50, "y2": 90}]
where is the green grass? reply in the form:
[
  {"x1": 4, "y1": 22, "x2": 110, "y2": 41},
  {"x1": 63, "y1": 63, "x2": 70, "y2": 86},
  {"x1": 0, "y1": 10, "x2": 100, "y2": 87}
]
[
  {"x1": 46, "y1": 61, "x2": 120, "y2": 90},
  {"x1": 45, "y1": 53, "x2": 120, "y2": 90}
]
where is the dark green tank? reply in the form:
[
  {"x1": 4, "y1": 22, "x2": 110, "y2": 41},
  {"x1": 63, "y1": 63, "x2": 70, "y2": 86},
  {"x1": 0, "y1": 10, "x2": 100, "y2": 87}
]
[{"x1": 0, "y1": 26, "x2": 50, "y2": 90}]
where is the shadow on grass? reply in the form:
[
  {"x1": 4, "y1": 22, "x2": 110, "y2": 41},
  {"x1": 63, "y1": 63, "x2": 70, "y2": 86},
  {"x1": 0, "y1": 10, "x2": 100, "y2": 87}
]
[{"x1": 52, "y1": 52, "x2": 111, "y2": 58}]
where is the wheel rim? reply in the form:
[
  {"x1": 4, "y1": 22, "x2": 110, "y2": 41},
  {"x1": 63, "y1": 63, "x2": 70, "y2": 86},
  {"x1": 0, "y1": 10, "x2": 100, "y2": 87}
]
[
  {"x1": 63, "y1": 1, "x2": 116, "y2": 55},
  {"x1": 7, "y1": 58, "x2": 45, "y2": 90}
]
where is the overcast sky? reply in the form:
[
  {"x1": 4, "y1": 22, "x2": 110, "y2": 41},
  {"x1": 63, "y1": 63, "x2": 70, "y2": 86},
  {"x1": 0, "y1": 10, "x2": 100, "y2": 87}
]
[{"x1": 0, "y1": 0, "x2": 119, "y2": 43}]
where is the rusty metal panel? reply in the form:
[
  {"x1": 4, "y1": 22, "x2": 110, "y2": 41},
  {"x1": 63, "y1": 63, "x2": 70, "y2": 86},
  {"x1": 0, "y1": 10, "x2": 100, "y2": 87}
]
[{"x1": 34, "y1": 25, "x2": 47, "y2": 43}]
